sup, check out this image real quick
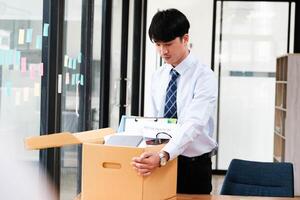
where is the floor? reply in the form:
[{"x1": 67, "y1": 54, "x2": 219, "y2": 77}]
[
  {"x1": 61, "y1": 170, "x2": 225, "y2": 200},
  {"x1": 61, "y1": 173, "x2": 224, "y2": 199},
  {"x1": 211, "y1": 175, "x2": 225, "y2": 195},
  {"x1": 64, "y1": 171, "x2": 299, "y2": 198}
]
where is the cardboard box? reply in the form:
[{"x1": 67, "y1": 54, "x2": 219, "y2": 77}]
[
  {"x1": 25, "y1": 128, "x2": 115, "y2": 149},
  {"x1": 25, "y1": 128, "x2": 177, "y2": 200},
  {"x1": 74, "y1": 193, "x2": 178, "y2": 200}
]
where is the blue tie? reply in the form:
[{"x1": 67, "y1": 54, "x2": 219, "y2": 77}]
[{"x1": 164, "y1": 69, "x2": 180, "y2": 118}]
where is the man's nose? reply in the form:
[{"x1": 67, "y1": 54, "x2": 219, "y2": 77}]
[{"x1": 160, "y1": 46, "x2": 168, "y2": 54}]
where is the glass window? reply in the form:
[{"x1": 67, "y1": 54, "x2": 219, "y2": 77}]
[
  {"x1": 109, "y1": 0, "x2": 122, "y2": 129},
  {"x1": 60, "y1": 0, "x2": 82, "y2": 199},
  {"x1": 91, "y1": 0, "x2": 102, "y2": 130},
  {"x1": 0, "y1": 0, "x2": 44, "y2": 197},
  {"x1": 0, "y1": 0, "x2": 42, "y2": 168},
  {"x1": 125, "y1": 0, "x2": 134, "y2": 115},
  {"x1": 215, "y1": 2, "x2": 291, "y2": 169}
]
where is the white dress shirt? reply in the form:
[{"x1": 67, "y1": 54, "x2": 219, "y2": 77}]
[{"x1": 147, "y1": 52, "x2": 218, "y2": 160}]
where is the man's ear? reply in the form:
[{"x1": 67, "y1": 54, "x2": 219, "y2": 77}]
[{"x1": 183, "y1": 34, "x2": 189, "y2": 45}]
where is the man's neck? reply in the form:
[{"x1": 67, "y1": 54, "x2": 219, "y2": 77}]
[{"x1": 172, "y1": 49, "x2": 190, "y2": 67}]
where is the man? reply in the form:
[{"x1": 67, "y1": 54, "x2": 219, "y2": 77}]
[{"x1": 131, "y1": 8, "x2": 218, "y2": 194}]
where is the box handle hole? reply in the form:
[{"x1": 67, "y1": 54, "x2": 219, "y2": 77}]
[{"x1": 102, "y1": 162, "x2": 121, "y2": 169}]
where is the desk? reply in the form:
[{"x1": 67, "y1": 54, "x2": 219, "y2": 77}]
[
  {"x1": 75, "y1": 194, "x2": 300, "y2": 200},
  {"x1": 176, "y1": 194, "x2": 300, "y2": 200}
]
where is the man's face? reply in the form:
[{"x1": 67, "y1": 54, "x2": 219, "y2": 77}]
[{"x1": 155, "y1": 34, "x2": 189, "y2": 66}]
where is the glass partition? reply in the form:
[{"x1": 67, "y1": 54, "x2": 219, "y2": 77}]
[
  {"x1": 0, "y1": 0, "x2": 44, "y2": 197},
  {"x1": 91, "y1": 0, "x2": 103, "y2": 130},
  {"x1": 109, "y1": 0, "x2": 122, "y2": 129},
  {"x1": 60, "y1": 0, "x2": 82, "y2": 199},
  {"x1": 214, "y1": 1, "x2": 291, "y2": 169},
  {"x1": 0, "y1": 0, "x2": 42, "y2": 170}
]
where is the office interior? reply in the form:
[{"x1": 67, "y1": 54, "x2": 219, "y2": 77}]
[{"x1": 0, "y1": 0, "x2": 299, "y2": 199}]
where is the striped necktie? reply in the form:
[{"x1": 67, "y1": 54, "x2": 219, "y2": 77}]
[{"x1": 164, "y1": 69, "x2": 180, "y2": 118}]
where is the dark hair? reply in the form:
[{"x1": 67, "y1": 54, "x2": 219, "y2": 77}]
[{"x1": 148, "y1": 8, "x2": 190, "y2": 42}]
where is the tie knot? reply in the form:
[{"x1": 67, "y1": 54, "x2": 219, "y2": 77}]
[{"x1": 170, "y1": 69, "x2": 179, "y2": 79}]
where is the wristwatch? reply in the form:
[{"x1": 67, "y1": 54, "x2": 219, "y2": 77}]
[{"x1": 159, "y1": 152, "x2": 168, "y2": 167}]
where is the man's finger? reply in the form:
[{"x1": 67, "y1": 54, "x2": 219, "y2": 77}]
[
  {"x1": 132, "y1": 156, "x2": 144, "y2": 163},
  {"x1": 140, "y1": 152, "x2": 153, "y2": 159},
  {"x1": 137, "y1": 168, "x2": 151, "y2": 175},
  {"x1": 132, "y1": 162, "x2": 152, "y2": 170},
  {"x1": 141, "y1": 171, "x2": 151, "y2": 176}
]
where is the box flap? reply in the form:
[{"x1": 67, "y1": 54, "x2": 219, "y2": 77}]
[
  {"x1": 73, "y1": 194, "x2": 81, "y2": 200},
  {"x1": 74, "y1": 128, "x2": 114, "y2": 144},
  {"x1": 25, "y1": 128, "x2": 115, "y2": 150}
]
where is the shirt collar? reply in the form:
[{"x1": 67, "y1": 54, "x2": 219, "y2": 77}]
[{"x1": 166, "y1": 52, "x2": 196, "y2": 75}]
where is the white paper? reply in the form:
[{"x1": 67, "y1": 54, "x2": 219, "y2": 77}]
[
  {"x1": 15, "y1": 90, "x2": 21, "y2": 106},
  {"x1": 23, "y1": 87, "x2": 29, "y2": 102},
  {"x1": 18, "y1": 29, "x2": 25, "y2": 44},
  {"x1": 65, "y1": 72, "x2": 70, "y2": 85},
  {"x1": 34, "y1": 82, "x2": 40, "y2": 97},
  {"x1": 64, "y1": 55, "x2": 69, "y2": 67}
]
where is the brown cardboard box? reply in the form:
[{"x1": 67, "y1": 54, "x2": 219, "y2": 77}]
[
  {"x1": 25, "y1": 128, "x2": 114, "y2": 150},
  {"x1": 25, "y1": 128, "x2": 177, "y2": 200},
  {"x1": 74, "y1": 193, "x2": 178, "y2": 200},
  {"x1": 82, "y1": 143, "x2": 177, "y2": 200}
]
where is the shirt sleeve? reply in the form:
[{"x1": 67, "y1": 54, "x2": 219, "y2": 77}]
[{"x1": 162, "y1": 67, "x2": 218, "y2": 160}]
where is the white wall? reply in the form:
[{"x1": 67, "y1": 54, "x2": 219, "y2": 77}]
[
  {"x1": 0, "y1": 1, "x2": 42, "y2": 20},
  {"x1": 144, "y1": 0, "x2": 214, "y2": 116},
  {"x1": 215, "y1": 2, "x2": 290, "y2": 169}
]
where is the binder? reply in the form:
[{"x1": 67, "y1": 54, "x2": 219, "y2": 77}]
[{"x1": 118, "y1": 116, "x2": 177, "y2": 139}]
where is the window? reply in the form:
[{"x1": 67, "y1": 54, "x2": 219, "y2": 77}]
[{"x1": 0, "y1": 0, "x2": 43, "y2": 166}]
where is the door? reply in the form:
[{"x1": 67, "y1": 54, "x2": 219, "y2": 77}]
[
  {"x1": 214, "y1": 1, "x2": 294, "y2": 169},
  {"x1": 0, "y1": 0, "x2": 51, "y2": 198},
  {"x1": 60, "y1": 0, "x2": 83, "y2": 199}
]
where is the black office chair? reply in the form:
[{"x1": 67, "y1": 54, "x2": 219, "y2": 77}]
[{"x1": 220, "y1": 159, "x2": 294, "y2": 197}]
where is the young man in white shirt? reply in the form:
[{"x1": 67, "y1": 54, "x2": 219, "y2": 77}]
[{"x1": 131, "y1": 8, "x2": 218, "y2": 194}]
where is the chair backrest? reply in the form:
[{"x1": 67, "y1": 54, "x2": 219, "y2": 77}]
[{"x1": 220, "y1": 159, "x2": 294, "y2": 197}]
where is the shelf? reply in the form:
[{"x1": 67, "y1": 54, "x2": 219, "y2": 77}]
[
  {"x1": 274, "y1": 54, "x2": 300, "y2": 195},
  {"x1": 275, "y1": 106, "x2": 287, "y2": 112},
  {"x1": 274, "y1": 130, "x2": 286, "y2": 139},
  {"x1": 273, "y1": 156, "x2": 282, "y2": 162},
  {"x1": 275, "y1": 83, "x2": 287, "y2": 108},
  {"x1": 274, "y1": 56, "x2": 287, "y2": 163},
  {"x1": 275, "y1": 108, "x2": 286, "y2": 137},
  {"x1": 276, "y1": 56, "x2": 288, "y2": 81},
  {"x1": 276, "y1": 81, "x2": 287, "y2": 84},
  {"x1": 274, "y1": 131, "x2": 285, "y2": 162}
]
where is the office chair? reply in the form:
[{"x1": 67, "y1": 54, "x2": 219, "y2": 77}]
[{"x1": 220, "y1": 159, "x2": 294, "y2": 197}]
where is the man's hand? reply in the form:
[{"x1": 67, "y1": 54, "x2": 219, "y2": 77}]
[{"x1": 131, "y1": 152, "x2": 160, "y2": 176}]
